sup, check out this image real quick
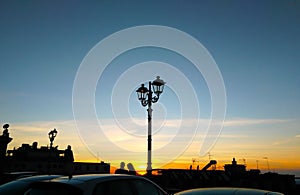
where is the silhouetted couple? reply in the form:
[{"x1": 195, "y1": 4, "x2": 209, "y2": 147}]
[{"x1": 115, "y1": 162, "x2": 136, "y2": 175}]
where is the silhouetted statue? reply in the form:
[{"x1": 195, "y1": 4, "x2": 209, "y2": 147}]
[
  {"x1": 0, "y1": 123, "x2": 12, "y2": 158},
  {"x1": 115, "y1": 161, "x2": 129, "y2": 174},
  {"x1": 64, "y1": 145, "x2": 74, "y2": 162},
  {"x1": 127, "y1": 163, "x2": 136, "y2": 175},
  {"x1": 0, "y1": 124, "x2": 13, "y2": 174},
  {"x1": 2, "y1": 124, "x2": 9, "y2": 137}
]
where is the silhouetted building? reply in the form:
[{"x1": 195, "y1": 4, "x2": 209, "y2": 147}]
[
  {"x1": 224, "y1": 158, "x2": 246, "y2": 174},
  {"x1": 0, "y1": 124, "x2": 110, "y2": 176}
]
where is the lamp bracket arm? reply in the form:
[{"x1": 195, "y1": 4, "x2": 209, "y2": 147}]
[
  {"x1": 141, "y1": 100, "x2": 148, "y2": 107},
  {"x1": 151, "y1": 96, "x2": 159, "y2": 103}
]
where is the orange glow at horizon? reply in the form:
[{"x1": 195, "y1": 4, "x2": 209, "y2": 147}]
[
  {"x1": 76, "y1": 155, "x2": 300, "y2": 175},
  {"x1": 6, "y1": 121, "x2": 300, "y2": 176}
]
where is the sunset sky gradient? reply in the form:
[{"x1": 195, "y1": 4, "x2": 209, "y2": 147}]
[{"x1": 0, "y1": 1, "x2": 299, "y2": 175}]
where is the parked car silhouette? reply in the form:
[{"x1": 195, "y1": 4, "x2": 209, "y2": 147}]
[
  {"x1": 0, "y1": 175, "x2": 61, "y2": 195},
  {"x1": 174, "y1": 187, "x2": 283, "y2": 195},
  {"x1": 0, "y1": 171, "x2": 39, "y2": 184},
  {"x1": 25, "y1": 174, "x2": 168, "y2": 195}
]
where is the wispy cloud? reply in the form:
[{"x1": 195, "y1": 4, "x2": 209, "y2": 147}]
[
  {"x1": 5, "y1": 117, "x2": 293, "y2": 149},
  {"x1": 224, "y1": 118, "x2": 290, "y2": 127}
]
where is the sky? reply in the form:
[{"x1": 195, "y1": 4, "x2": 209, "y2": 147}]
[{"x1": 0, "y1": 0, "x2": 299, "y2": 175}]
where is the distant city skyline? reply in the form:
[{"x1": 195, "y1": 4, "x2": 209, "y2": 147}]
[{"x1": 0, "y1": 1, "x2": 299, "y2": 175}]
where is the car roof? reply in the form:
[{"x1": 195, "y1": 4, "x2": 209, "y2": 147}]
[
  {"x1": 0, "y1": 175, "x2": 62, "y2": 185},
  {"x1": 28, "y1": 174, "x2": 168, "y2": 195},
  {"x1": 175, "y1": 187, "x2": 283, "y2": 195},
  {"x1": 39, "y1": 174, "x2": 149, "y2": 185},
  {"x1": 15, "y1": 175, "x2": 62, "y2": 182},
  {"x1": 0, "y1": 171, "x2": 39, "y2": 183},
  {"x1": 53, "y1": 174, "x2": 142, "y2": 181},
  {"x1": 0, "y1": 175, "x2": 63, "y2": 195},
  {"x1": 3, "y1": 171, "x2": 38, "y2": 175}
]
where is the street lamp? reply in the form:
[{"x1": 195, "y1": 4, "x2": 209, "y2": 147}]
[
  {"x1": 48, "y1": 129, "x2": 58, "y2": 149},
  {"x1": 136, "y1": 76, "x2": 166, "y2": 175}
]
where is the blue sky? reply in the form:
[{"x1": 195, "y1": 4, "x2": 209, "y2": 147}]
[{"x1": 0, "y1": 1, "x2": 299, "y2": 172}]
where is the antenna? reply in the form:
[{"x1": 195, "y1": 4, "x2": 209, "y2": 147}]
[
  {"x1": 207, "y1": 152, "x2": 216, "y2": 170},
  {"x1": 208, "y1": 152, "x2": 213, "y2": 160},
  {"x1": 191, "y1": 158, "x2": 199, "y2": 169},
  {"x1": 262, "y1": 157, "x2": 270, "y2": 172}
]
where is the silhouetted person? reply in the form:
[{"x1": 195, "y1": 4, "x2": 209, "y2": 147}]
[
  {"x1": 127, "y1": 163, "x2": 136, "y2": 175},
  {"x1": 64, "y1": 145, "x2": 74, "y2": 177},
  {"x1": 115, "y1": 161, "x2": 129, "y2": 174},
  {"x1": 64, "y1": 145, "x2": 74, "y2": 162}
]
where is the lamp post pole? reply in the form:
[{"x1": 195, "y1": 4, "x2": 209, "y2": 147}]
[
  {"x1": 136, "y1": 76, "x2": 165, "y2": 176},
  {"x1": 147, "y1": 82, "x2": 153, "y2": 174}
]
